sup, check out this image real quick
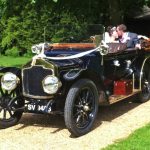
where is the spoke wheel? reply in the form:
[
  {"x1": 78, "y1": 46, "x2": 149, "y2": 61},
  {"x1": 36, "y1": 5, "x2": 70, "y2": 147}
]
[
  {"x1": 138, "y1": 67, "x2": 150, "y2": 103},
  {"x1": 0, "y1": 78, "x2": 24, "y2": 128},
  {"x1": 73, "y1": 87, "x2": 95, "y2": 128},
  {"x1": 64, "y1": 79, "x2": 99, "y2": 137}
]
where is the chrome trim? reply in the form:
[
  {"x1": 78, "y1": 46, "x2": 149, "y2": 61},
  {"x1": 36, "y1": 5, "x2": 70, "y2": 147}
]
[
  {"x1": 132, "y1": 73, "x2": 135, "y2": 91},
  {"x1": 139, "y1": 56, "x2": 150, "y2": 90},
  {"x1": 22, "y1": 65, "x2": 54, "y2": 80},
  {"x1": 22, "y1": 92, "x2": 53, "y2": 99},
  {"x1": 22, "y1": 65, "x2": 54, "y2": 75},
  {"x1": 31, "y1": 57, "x2": 37, "y2": 66},
  {"x1": 22, "y1": 65, "x2": 54, "y2": 98}
]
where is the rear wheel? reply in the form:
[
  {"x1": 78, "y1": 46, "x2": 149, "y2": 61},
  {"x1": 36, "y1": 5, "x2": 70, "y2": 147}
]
[
  {"x1": 64, "y1": 79, "x2": 99, "y2": 137},
  {"x1": 138, "y1": 66, "x2": 150, "y2": 103}
]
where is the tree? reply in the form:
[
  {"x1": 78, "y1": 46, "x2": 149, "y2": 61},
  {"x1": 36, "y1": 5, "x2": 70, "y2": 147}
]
[{"x1": 0, "y1": 0, "x2": 149, "y2": 56}]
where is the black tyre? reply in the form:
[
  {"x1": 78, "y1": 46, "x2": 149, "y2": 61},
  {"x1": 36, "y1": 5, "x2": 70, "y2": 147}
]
[
  {"x1": 64, "y1": 79, "x2": 99, "y2": 137},
  {"x1": 0, "y1": 81, "x2": 24, "y2": 128},
  {"x1": 138, "y1": 66, "x2": 150, "y2": 103}
]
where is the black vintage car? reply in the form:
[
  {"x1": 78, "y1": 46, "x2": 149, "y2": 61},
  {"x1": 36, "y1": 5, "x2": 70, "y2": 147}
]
[{"x1": 0, "y1": 29, "x2": 150, "y2": 137}]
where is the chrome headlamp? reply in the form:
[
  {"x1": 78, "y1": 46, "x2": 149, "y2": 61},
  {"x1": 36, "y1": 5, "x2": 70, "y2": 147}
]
[
  {"x1": 31, "y1": 44, "x2": 42, "y2": 54},
  {"x1": 42, "y1": 75, "x2": 61, "y2": 94},
  {"x1": 1, "y1": 72, "x2": 20, "y2": 91}
]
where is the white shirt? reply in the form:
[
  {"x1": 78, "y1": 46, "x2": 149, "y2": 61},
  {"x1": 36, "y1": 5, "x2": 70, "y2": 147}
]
[{"x1": 120, "y1": 32, "x2": 130, "y2": 43}]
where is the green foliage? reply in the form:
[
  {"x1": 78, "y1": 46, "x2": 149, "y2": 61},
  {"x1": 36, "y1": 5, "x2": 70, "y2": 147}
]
[
  {"x1": 145, "y1": 0, "x2": 150, "y2": 6},
  {"x1": 51, "y1": 12, "x2": 88, "y2": 43},
  {"x1": 120, "y1": 0, "x2": 146, "y2": 16},
  {"x1": 0, "y1": 0, "x2": 91, "y2": 56},
  {"x1": 0, "y1": 0, "x2": 148, "y2": 56},
  {"x1": 5, "y1": 46, "x2": 20, "y2": 56},
  {"x1": 2, "y1": 17, "x2": 20, "y2": 48}
]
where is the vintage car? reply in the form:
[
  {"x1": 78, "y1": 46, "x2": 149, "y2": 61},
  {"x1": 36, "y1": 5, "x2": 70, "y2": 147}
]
[{"x1": 0, "y1": 32, "x2": 150, "y2": 137}]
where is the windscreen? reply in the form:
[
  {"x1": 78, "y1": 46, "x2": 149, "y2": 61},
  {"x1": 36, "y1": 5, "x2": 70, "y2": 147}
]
[{"x1": 44, "y1": 24, "x2": 104, "y2": 43}]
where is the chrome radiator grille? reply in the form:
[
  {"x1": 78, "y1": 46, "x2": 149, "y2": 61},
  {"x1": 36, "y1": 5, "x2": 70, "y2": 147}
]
[{"x1": 22, "y1": 66, "x2": 53, "y2": 99}]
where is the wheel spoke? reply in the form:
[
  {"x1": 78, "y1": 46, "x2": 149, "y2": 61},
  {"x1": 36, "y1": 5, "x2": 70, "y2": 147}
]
[
  {"x1": 3, "y1": 108, "x2": 7, "y2": 119},
  {"x1": 76, "y1": 114, "x2": 82, "y2": 123},
  {"x1": 85, "y1": 90, "x2": 90, "y2": 103},
  {"x1": 90, "y1": 106, "x2": 93, "y2": 112},
  {"x1": 82, "y1": 113, "x2": 88, "y2": 123},
  {"x1": 74, "y1": 104, "x2": 81, "y2": 108},
  {"x1": 12, "y1": 103, "x2": 18, "y2": 108},
  {"x1": 73, "y1": 111, "x2": 80, "y2": 119},
  {"x1": 75, "y1": 110, "x2": 91, "y2": 127},
  {"x1": 86, "y1": 97, "x2": 93, "y2": 105},
  {"x1": 8, "y1": 109, "x2": 13, "y2": 117},
  {"x1": 78, "y1": 95, "x2": 82, "y2": 104}
]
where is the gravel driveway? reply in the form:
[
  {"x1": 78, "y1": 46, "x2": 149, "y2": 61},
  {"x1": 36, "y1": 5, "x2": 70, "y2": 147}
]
[{"x1": 0, "y1": 100, "x2": 150, "y2": 150}]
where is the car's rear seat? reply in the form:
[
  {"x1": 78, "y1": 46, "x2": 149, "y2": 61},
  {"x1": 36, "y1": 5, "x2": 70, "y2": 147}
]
[{"x1": 107, "y1": 43, "x2": 127, "y2": 54}]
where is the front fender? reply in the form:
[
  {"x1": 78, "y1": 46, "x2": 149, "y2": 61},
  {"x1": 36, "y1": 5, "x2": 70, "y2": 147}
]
[{"x1": 0, "y1": 67, "x2": 21, "y2": 77}]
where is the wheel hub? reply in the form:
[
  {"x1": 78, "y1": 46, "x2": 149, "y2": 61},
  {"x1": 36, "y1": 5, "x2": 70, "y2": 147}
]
[{"x1": 83, "y1": 105, "x2": 90, "y2": 112}]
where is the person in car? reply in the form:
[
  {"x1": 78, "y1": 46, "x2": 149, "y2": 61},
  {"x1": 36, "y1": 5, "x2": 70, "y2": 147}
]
[
  {"x1": 104, "y1": 26, "x2": 119, "y2": 43},
  {"x1": 116, "y1": 24, "x2": 141, "y2": 49}
]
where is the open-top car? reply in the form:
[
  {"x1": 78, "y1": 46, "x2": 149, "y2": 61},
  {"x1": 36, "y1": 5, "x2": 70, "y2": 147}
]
[{"x1": 0, "y1": 25, "x2": 150, "y2": 137}]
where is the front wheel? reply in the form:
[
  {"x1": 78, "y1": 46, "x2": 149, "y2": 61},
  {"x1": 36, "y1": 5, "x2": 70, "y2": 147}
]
[
  {"x1": 0, "y1": 84, "x2": 24, "y2": 128},
  {"x1": 64, "y1": 79, "x2": 99, "y2": 137}
]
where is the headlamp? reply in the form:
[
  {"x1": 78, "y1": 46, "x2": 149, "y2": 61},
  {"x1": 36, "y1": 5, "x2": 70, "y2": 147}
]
[
  {"x1": 1, "y1": 72, "x2": 19, "y2": 91},
  {"x1": 42, "y1": 75, "x2": 61, "y2": 94}
]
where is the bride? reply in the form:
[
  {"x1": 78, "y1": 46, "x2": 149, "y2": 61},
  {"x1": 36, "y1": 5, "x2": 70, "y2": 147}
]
[{"x1": 104, "y1": 26, "x2": 119, "y2": 43}]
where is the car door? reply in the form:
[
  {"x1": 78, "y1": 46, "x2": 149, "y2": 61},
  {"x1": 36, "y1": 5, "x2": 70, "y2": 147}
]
[{"x1": 103, "y1": 49, "x2": 140, "y2": 94}]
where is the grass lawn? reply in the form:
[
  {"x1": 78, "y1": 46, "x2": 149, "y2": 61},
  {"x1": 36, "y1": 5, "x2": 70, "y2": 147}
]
[
  {"x1": 0, "y1": 56, "x2": 31, "y2": 67},
  {"x1": 103, "y1": 123, "x2": 150, "y2": 150}
]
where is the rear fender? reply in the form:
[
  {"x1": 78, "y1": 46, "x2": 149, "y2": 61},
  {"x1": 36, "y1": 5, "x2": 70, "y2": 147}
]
[{"x1": 139, "y1": 56, "x2": 150, "y2": 90}]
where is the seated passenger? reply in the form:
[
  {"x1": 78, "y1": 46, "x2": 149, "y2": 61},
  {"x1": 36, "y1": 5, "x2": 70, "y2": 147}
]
[
  {"x1": 104, "y1": 26, "x2": 119, "y2": 43},
  {"x1": 116, "y1": 24, "x2": 141, "y2": 49}
]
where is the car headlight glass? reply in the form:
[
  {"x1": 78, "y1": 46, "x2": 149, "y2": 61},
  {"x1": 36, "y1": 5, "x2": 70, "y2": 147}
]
[
  {"x1": 42, "y1": 75, "x2": 60, "y2": 94},
  {"x1": 1, "y1": 72, "x2": 19, "y2": 91}
]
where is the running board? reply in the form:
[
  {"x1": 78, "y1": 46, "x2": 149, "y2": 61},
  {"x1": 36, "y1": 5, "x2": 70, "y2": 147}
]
[{"x1": 109, "y1": 89, "x2": 141, "y2": 104}]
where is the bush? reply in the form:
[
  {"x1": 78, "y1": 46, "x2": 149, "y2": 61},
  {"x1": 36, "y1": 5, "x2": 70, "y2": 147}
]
[
  {"x1": 50, "y1": 12, "x2": 88, "y2": 43},
  {"x1": 0, "y1": 0, "x2": 99, "y2": 56},
  {"x1": 5, "y1": 46, "x2": 20, "y2": 57}
]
